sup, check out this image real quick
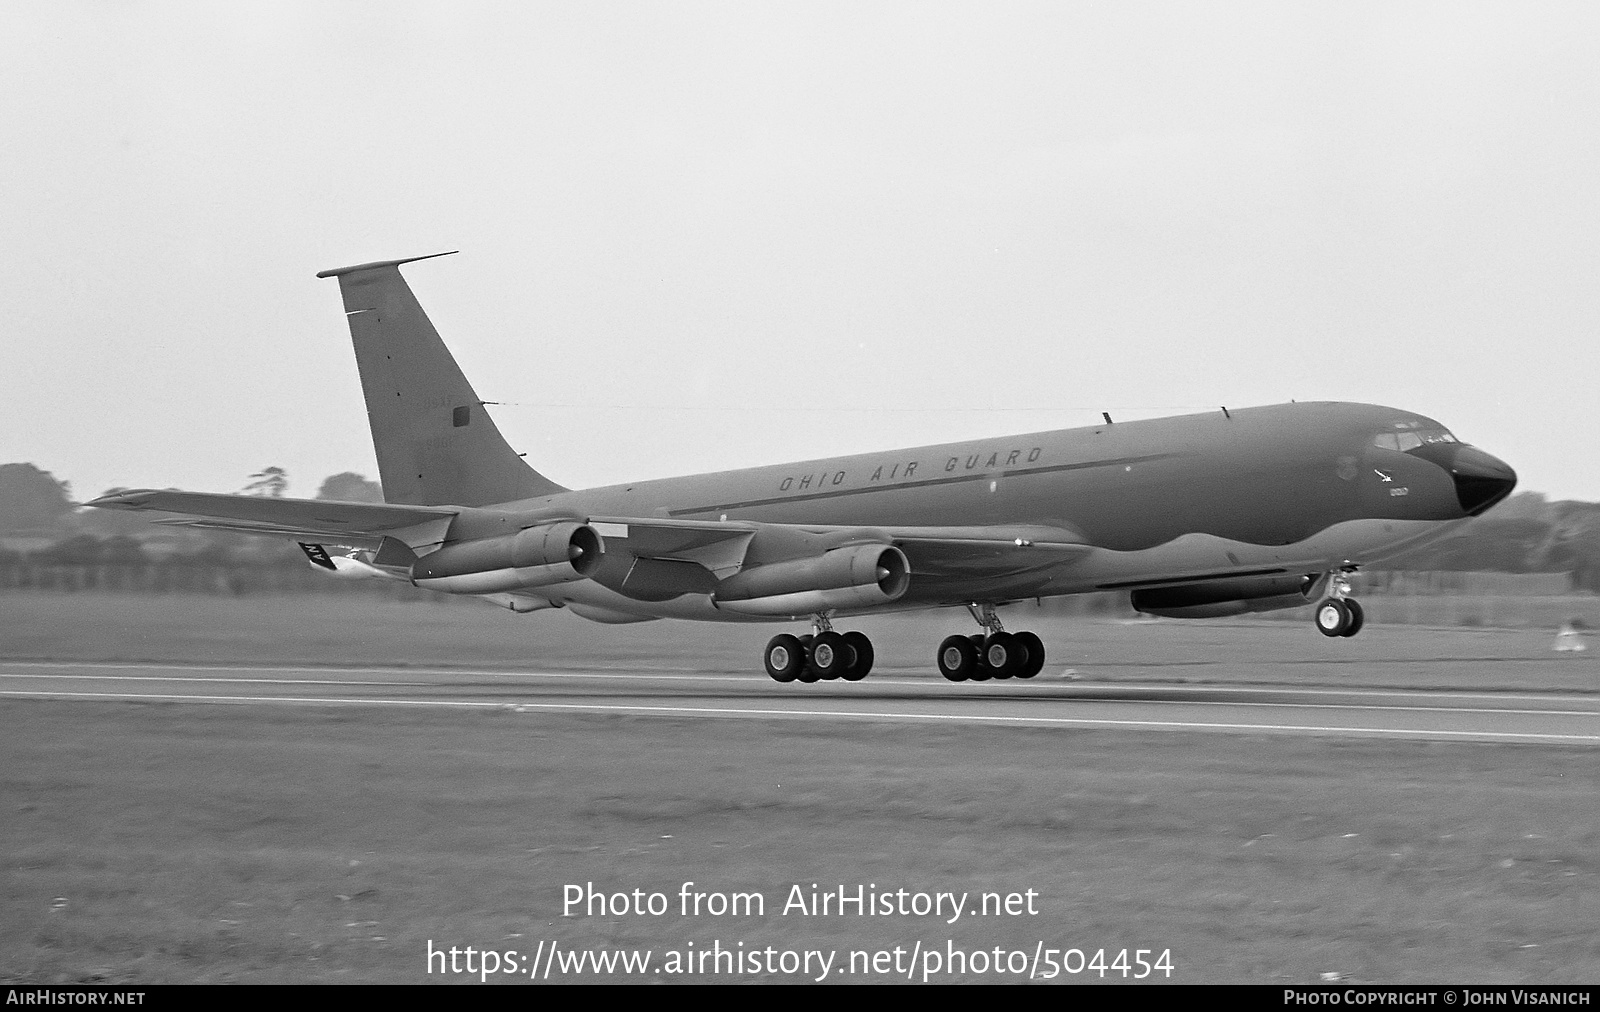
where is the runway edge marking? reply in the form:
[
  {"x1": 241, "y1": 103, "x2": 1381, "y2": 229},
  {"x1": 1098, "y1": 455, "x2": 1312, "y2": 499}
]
[{"x1": 3, "y1": 689, "x2": 1596, "y2": 743}]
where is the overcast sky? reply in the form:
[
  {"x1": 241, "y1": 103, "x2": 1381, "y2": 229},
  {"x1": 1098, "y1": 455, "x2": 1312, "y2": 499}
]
[{"x1": 3, "y1": 2, "x2": 1596, "y2": 504}]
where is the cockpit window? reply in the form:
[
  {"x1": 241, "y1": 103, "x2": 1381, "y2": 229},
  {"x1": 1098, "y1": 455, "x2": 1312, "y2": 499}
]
[{"x1": 1373, "y1": 429, "x2": 1456, "y2": 452}]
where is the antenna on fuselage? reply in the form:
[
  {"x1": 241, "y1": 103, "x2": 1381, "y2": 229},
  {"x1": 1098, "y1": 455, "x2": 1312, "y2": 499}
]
[{"x1": 1102, "y1": 412, "x2": 1113, "y2": 425}]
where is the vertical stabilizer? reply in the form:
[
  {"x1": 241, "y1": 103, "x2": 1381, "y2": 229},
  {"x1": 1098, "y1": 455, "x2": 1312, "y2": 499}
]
[{"x1": 317, "y1": 253, "x2": 565, "y2": 506}]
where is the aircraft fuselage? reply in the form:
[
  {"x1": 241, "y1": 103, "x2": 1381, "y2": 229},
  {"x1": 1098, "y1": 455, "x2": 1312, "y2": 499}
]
[{"x1": 493, "y1": 399, "x2": 1513, "y2": 619}]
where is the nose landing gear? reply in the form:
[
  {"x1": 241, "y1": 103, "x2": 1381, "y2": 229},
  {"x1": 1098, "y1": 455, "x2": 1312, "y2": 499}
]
[{"x1": 1314, "y1": 571, "x2": 1366, "y2": 638}]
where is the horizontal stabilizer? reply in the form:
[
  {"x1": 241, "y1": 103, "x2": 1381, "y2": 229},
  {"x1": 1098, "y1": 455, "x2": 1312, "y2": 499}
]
[
  {"x1": 315, "y1": 251, "x2": 459, "y2": 279},
  {"x1": 87, "y1": 489, "x2": 457, "y2": 551},
  {"x1": 90, "y1": 489, "x2": 454, "y2": 528},
  {"x1": 150, "y1": 517, "x2": 394, "y2": 546}
]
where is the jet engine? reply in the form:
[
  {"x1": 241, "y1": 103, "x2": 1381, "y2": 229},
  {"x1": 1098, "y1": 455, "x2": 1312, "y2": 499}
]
[
  {"x1": 1130, "y1": 574, "x2": 1314, "y2": 619},
  {"x1": 712, "y1": 544, "x2": 911, "y2": 616},
  {"x1": 412, "y1": 522, "x2": 604, "y2": 594}
]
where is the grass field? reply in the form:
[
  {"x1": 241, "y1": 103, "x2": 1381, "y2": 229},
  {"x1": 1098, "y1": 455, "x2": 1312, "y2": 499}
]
[
  {"x1": 2, "y1": 592, "x2": 1598, "y2": 984},
  {"x1": 4, "y1": 703, "x2": 1596, "y2": 984}
]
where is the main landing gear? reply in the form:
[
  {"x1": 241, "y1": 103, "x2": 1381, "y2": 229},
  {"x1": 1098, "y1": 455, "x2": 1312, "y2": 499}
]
[
  {"x1": 762, "y1": 605, "x2": 1047, "y2": 685},
  {"x1": 1314, "y1": 571, "x2": 1365, "y2": 638},
  {"x1": 764, "y1": 617, "x2": 875, "y2": 683},
  {"x1": 936, "y1": 604, "x2": 1046, "y2": 682}
]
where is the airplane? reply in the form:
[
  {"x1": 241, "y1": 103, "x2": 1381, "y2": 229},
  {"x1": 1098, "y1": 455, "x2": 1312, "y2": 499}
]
[{"x1": 89, "y1": 252, "x2": 1518, "y2": 684}]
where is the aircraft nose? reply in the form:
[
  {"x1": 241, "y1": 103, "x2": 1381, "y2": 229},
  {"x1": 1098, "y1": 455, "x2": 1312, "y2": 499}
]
[{"x1": 1448, "y1": 445, "x2": 1517, "y2": 516}]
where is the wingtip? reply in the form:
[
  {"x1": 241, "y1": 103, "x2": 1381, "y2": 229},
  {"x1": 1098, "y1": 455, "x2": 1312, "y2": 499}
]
[{"x1": 316, "y1": 250, "x2": 459, "y2": 279}]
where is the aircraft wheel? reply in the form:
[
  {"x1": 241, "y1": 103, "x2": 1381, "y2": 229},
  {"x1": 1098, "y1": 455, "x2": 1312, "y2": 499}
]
[
  {"x1": 1014, "y1": 631, "x2": 1046, "y2": 679},
  {"x1": 1339, "y1": 599, "x2": 1365, "y2": 638},
  {"x1": 937, "y1": 635, "x2": 977, "y2": 682},
  {"x1": 841, "y1": 631, "x2": 874, "y2": 681},
  {"x1": 764, "y1": 634, "x2": 804, "y2": 682},
  {"x1": 809, "y1": 631, "x2": 848, "y2": 680},
  {"x1": 794, "y1": 634, "x2": 819, "y2": 681},
  {"x1": 966, "y1": 633, "x2": 992, "y2": 681},
  {"x1": 1315, "y1": 599, "x2": 1351, "y2": 637},
  {"x1": 984, "y1": 632, "x2": 1021, "y2": 679}
]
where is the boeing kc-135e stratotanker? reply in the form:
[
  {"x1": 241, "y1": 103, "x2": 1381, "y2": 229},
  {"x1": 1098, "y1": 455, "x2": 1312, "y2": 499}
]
[{"x1": 90, "y1": 252, "x2": 1518, "y2": 683}]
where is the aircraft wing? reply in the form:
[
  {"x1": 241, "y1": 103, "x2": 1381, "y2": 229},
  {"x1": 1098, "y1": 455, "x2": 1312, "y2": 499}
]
[
  {"x1": 586, "y1": 515, "x2": 1090, "y2": 580},
  {"x1": 85, "y1": 490, "x2": 1088, "y2": 585},
  {"x1": 86, "y1": 489, "x2": 457, "y2": 551},
  {"x1": 881, "y1": 524, "x2": 1092, "y2": 576}
]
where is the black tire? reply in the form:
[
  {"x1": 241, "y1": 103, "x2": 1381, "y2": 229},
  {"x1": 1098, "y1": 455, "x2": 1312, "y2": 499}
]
[
  {"x1": 764, "y1": 634, "x2": 804, "y2": 682},
  {"x1": 967, "y1": 633, "x2": 992, "y2": 681},
  {"x1": 1340, "y1": 599, "x2": 1365, "y2": 638},
  {"x1": 809, "y1": 631, "x2": 848, "y2": 680},
  {"x1": 841, "y1": 631, "x2": 874, "y2": 680},
  {"x1": 1014, "y1": 631, "x2": 1045, "y2": 679},
  {"x1": 794, "y1": 634, "x2": 820, "y2": 682},
  {"x1": 1315, "y1": 599, "x2": 1350, "y2": 637},
  {"x1": 937, "y1": 634, "x2": 977, "y2": 682},
  {"x1": 984, "y1": 632, "x2": 1021, "y2": 679}
]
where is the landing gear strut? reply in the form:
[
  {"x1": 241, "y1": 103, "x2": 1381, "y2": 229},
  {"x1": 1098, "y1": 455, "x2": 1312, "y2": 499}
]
[
  {"x1": 937, "y1": 604, "x2": 1046, "y2": 682},
  {"x1": 1314, "y1": 571, "x2": 1366, "y2": 638},
  {"x1": 763, "y1": 616, "x2": 875, "y2": 684}
]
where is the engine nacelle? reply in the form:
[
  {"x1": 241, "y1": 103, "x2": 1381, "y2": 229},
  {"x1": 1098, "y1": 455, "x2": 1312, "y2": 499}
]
[
  {"x1": 1131, "y1": 574, "x2": 1313, "y2": 619},
  {"x1": 412, "y1": 522, "x2": 604, "y2": 595},
  {"x1": 712, "y1": 544, "x2": 910, "y2": 616}
]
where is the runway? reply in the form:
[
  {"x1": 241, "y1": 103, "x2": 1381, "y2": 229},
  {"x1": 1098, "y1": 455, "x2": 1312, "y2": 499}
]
[{"x1": 3, "y1": 660, "x2": 1596, "y2": 743}]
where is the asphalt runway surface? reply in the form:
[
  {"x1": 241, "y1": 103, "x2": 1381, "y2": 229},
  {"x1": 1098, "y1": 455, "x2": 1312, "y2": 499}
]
[{"x1": 3, "y1": 660, "x2": 1596, "y2": 744}]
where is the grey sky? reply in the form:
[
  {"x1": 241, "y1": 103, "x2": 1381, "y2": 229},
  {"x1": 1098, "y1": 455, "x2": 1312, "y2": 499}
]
[{"x1": 3, "y1": 2, "x2": 1596, "y2": 503}]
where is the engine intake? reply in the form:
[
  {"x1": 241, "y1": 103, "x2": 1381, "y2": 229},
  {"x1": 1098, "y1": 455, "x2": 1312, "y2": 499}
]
[
  {"x1": 712, "y1": 544, "x2": 910, "y2": 616},
  {"x1": 412, "y1": 522, "x2": 604, "y2": 595}
]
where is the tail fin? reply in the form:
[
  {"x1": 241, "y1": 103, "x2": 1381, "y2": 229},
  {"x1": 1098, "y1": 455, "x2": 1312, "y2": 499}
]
[{"x1": 317, "y1": 253, "x2": 566, "y2": 506}]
